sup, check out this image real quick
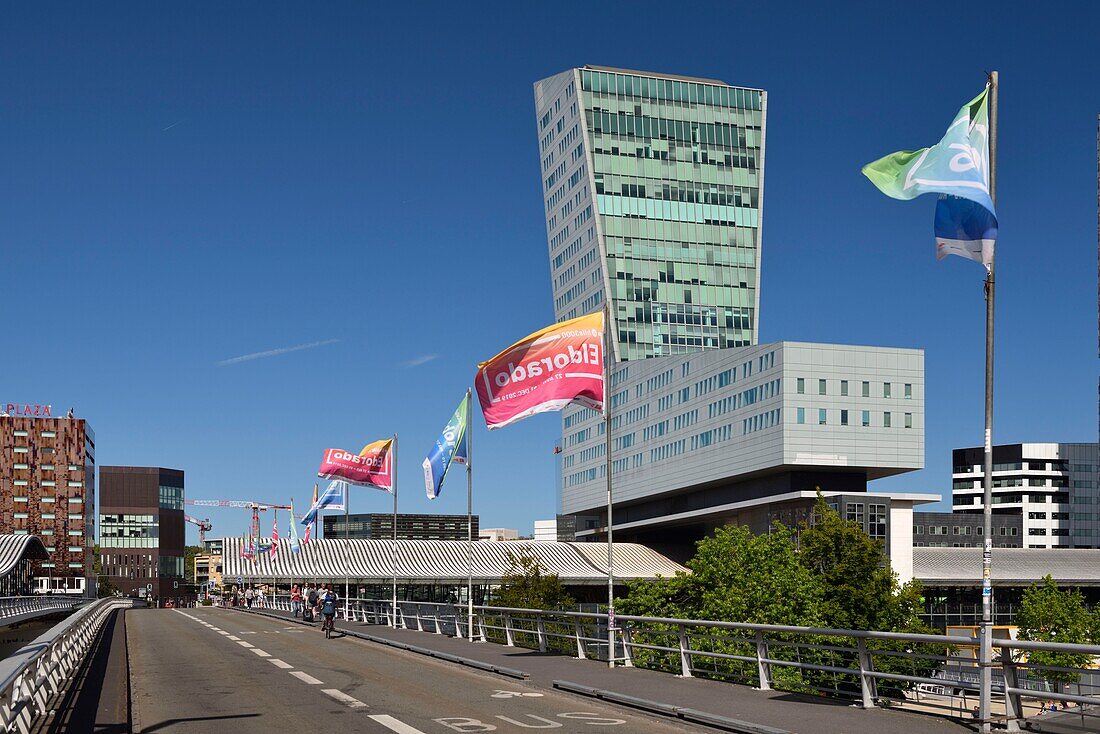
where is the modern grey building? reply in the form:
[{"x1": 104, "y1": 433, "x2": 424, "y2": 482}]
[
  {"x1": 559, "y1": 341, "x2": 925, "y2": 559},
  {"x1": 951, "y1": 442, "x2": 1099, "y2": 548},
  {"x1": 322, "y1": 513, "x2": 479, "y2": 541},
  {"x1": 534, "y1": 66, "x2": 765, "y2": 361},
  {"x1": 912, "y1": 511, "x2": 1022, "y2": 548}
]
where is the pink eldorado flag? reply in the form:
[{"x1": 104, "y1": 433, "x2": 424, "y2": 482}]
[
  {"x1": 270, "y1": 513, "x2": 279, "y2": 559},
  {"x1": 475, "y1": 311, "x2": 605, "y2": 429}
]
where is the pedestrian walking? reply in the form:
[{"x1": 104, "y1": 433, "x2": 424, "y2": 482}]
[
  {"x1": 245, "y1": 586, "x2": 254, "y2": 609},
  {"x1": 291, "y1": 584, "x2": 302, "y2": 617}
]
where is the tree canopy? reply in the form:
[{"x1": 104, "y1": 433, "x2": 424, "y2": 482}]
[{"x1": 494, "y1": 552, "x2": 574, "y2": 610}]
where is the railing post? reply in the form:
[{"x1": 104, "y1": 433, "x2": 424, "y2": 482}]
[
  {"x1": 1001, "y1": 652, "x2": 1023, "y2": 733},
  {"x1": 677, "y1": 624, "x2": 693, "y2": 678},
  {"x1": 536, "y1": 616, "x2": 547, "y2": 653},
  {"x1": 755, "y1": 630, "x2": 772, "y2": 691},
  {"x1": 574, "y1": 620, "x2": 586, "y2": 659},
  {"x1": 477, "y1": 612, "x2": 488, "y2": 643},
  {"x1": 856, "y1": 638, "x2": 878, "y2": 709},
  {"x1": 620, "y1": 625, "x2": 634, "y2": 667},
  {"x1": 504, "y1": 613, "x2": 515, "y2": 647}
]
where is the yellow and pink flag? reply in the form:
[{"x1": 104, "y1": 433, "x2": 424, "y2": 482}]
[
  {"x1": 475, "y1": 311, "x2": 605, "y2": 430},
  {"x1": 317, "y1": 439, "x2": 394, "y2": 492}
]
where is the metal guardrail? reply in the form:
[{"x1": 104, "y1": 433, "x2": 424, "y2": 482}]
[
  {"x1": 0, "y1": 596, "x2": 83, "y2": 623},
  {"x1": 0, "y1": 597, "x2": 136, "y2": 733},
  {"x1": 261, "y1": 596, "x2": 1099, "y2": 731}
]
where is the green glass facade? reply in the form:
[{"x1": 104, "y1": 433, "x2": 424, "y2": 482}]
[{"x1": 535, "y1": 66, "x2": 765, "y2": 362}]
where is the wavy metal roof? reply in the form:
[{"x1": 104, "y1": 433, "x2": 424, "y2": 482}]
[
  {"x1": 0, "y1": 535, "x2": 48, "y2": 577},
  {"x1": 221, "y1": 538, "x2": 686, "y2": 585},
  {"x1": 915, "y1": 547, "x2": 1100, "y2": 586}
]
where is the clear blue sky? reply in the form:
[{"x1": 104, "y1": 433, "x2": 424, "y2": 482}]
[{"x1": 2, "y1": 2, "x2": 1097, "y2": 543}]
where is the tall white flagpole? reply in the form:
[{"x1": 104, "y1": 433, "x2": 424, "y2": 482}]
[
  {"x1": 391, "y1": 433, "x2": 399, "y2": 628},
  {"x1": 603, "y1": 301, "x2": 615, "y2": 668},
  {"x1": 344, "y1": 483, "x2": 350, "y2": 621},
  {"x1": 978, "y1": 70, "x2": 998, "y2": 734},
  {"x1": 466, "y1": 388, "x2": 475, "y2": 643}
]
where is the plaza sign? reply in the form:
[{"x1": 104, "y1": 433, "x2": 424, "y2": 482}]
[{"x1": 3, "y1": 403, "x2": 52, "y2": 418}]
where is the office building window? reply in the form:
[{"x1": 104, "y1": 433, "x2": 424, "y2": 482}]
[
  {"x1": 883, "y1": 382, "x2": 892, "y2": 398},
  {"x1": 796, "y1": 378, "x2": 804, "y2": 394},
  {"x1": 862, "y1": 381, "x2": 870, "y2": 397},
  {"x1": 818, "y1": 379, "x2": 827, "y2": 395},
  {"x1": 846, "y1": 503, "x2": 865, "y2": 524},
  {"x1": 818, "y1": 409, "x2": 827, "y2": 425},
  {"x1": 840, "y1": 410, "x2": 849, "y2": 426},
  {"x1": 883, "y1": 412, "x2": 892, "y2": 428},
  {"x1": 904, "y1": 383, "x2": 912, "y2": 399},
  {"x1": 861, "y1": 410, "x2": 870, "y2": 427},
  {"x1": 796, "y1": 408, "x2": 805, "y2": 424},
  {"x1": 840, "y1": 380, "x2": 848, "y2": 396},
  {"x1": 904, "y1": 412, "x2": 913, "y2": 429}
]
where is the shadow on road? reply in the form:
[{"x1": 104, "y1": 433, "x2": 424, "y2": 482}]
[{"x1": 141, "y1": 713, "x2": 261, "y2": 733}]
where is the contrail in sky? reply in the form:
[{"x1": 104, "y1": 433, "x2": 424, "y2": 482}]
[
  {"x1": 217, "y1": 339, "x2": 339, "y2": 366},
  {"x1": 162, "y1": 119, "x2": 186, "y2": 132},
  {"x1": 400, "y1": 354, "x2": 439, "y2": 368}
]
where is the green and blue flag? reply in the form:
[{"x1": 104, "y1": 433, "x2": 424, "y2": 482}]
[
  {"x1": 862, "y1": 86, "x2": 997, "y2": 269},
  {"x1": 423, "y1": 393, "x2": 469, "y2": 500}
]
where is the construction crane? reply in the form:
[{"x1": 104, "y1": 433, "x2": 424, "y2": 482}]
[
  {"x1": 184, "y1": 499, "x2": 296, "y2": 549},
  {"x1": 184, "y1": 514, "x2": 213, "y2": 544}
]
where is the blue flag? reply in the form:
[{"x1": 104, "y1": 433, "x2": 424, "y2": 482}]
[
  {"x1": 423, "y1": 394, "x2": 469, "y2": 500},
  {"x1": 300, "y1": 480, "x2": 346, "y2": 527},
  {"x1": 862, "y1": 86, "x2": 997, "y2": 270}
]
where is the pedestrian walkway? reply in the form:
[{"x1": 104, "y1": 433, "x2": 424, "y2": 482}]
[{"x1": 238, "y1": 607, "x2": 971, "y2": 734}]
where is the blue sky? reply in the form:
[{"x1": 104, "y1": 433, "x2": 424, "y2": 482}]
[{"x1": 2, "y1": 2, "x2": 1098, "y2": 543}]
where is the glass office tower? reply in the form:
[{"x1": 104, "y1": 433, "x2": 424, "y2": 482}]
[{"x1": 534, "y1": 65, "x2": 766, "y2": 361}]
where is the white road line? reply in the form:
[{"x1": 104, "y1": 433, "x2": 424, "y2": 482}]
[
  {"x1": 268, "y1": 659, "x2": 293, "y2": 669},
  {"x1": 217, "y1": 631, "x2": 230, "y2": 636},
  {"x1": 368, "y1": 714, "x2": 424, "y2": 732},
  {"x1": 289, "y1": 671, "x2": 324, "y2": 685},
  {"x1": 322, "y1": 689, "x2": 367, "y2": 709},
  {"x1": 227, "y1": 635, "x2": 241, "y2": 641},
  {"x1": 236, "y1": 641, "x2": 254, "y2": 649},
  {"x1": 209, "y1": 627, "x2": 222, "y2": 632},
  {"x1": 251, "y1": 648, "x2": 271, "y2": 657}
]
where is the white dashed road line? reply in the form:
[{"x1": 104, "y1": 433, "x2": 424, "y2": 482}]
[
  {"x1": 251, "y1": 648, "x2": 271, "y2": 657},
  {"x1": 322, "y1": 689, "x2": 368, "y2": 709},
  {"x1": 269, "y1": 659, "x2": 293, "y2": 669},
  {"x1": 227, "y1": 635, "x2": 241, "y2": 641},
  {"x1": 368, "y1": 714, "x2": 427, "y2": 733},
  {"x1": 289, "y1": 671, "x2": 324, "y2": 685},
  {"x1": 236, "y1": 641, "x2": 254, "y2": 649}
]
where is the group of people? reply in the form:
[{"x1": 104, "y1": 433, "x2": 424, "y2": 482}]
[{"x1": 290, "y1": 583, "x2": 338, "y2": 631}]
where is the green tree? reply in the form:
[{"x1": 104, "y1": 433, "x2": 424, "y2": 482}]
[
  {"x1": 494, "y1": 552, "x2": 574, "y2": 610},
  {"x1": 92, "y1": 543, "x2": 119, "y2": 598},
  {"x1": 184, "y1": 545, "x2": 204, "y2": 581},
  {"x1": 1016, "y1": 576, "x2": 1092, "y2": 684},
  {"x1": 798, "y1": 497, "x2": 929, "y2": 633}
]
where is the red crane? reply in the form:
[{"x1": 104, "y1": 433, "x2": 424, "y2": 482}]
[
  {"x1": 184, "y1": 499, "x2": 296, "y2": 548},
  {"x1": 183, "y1": 514, "x2": 213, "y2": 544}
]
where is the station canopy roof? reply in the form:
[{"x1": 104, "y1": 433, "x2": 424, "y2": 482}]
[
  {"x1": 0, "y1": 535, "x2": 48, "y2": 576},
  {"x1": 915, "y1": 547, "x2": 1100, "y2": 587},
  {"x1": 221, "y1": 538, "x2": 687, "y2": 585}
]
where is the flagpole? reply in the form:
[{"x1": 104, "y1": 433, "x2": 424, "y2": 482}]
[
  {"x1": 391, "y1": 433, "x2": 399, "y2": 628},
  {"x1": 466, "y1": 388, "x2": 475, "y2": 643},
  {"x1": 603, "y1": 301, "x2": 615, "y2": 669},
  {"x1": 344, "y1": 482, "x2": 350, "y2": 621},
  {"x1": 978, "y1": 69, "x2": 998, "y2": 734}
]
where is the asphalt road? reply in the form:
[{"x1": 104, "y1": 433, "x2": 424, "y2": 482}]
[{"x1": 128, "y1": 607, "x2": 710, "y2": 733}]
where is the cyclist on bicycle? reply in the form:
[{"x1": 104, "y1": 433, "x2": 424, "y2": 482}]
[{"x1": 320, "y1": 585, "x2": 338, "y2": 637}]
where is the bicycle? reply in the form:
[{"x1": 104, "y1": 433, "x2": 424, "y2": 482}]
[{"x1": 321, "y1": 614, "x2": 335, "y2": 639}]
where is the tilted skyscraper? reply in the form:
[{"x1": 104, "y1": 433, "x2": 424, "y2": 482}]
[{"x1": 534, "y1": 66, "x2": 766, "y2": 361}]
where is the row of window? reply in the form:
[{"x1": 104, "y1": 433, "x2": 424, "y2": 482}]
[
  {"x1": 8, "y1": 463, "x2": 82, "y2": 471},
  {"x1": 11, "y1": 429, "x2": 58, "y2": 438},
  {"x1": 916, "y1": 525, "x2": 1019, "y2": 536},
  {"x1": 795, "y1": 378, "x2": 912, "y2": 399},
  {"x1": 795, "y1": 408, "x2": 913, "y2": 428}
]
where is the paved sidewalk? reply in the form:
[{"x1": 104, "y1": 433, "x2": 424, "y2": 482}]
[{"x1": 238, "y1": 607, "x2": 972, "y2": 734}]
